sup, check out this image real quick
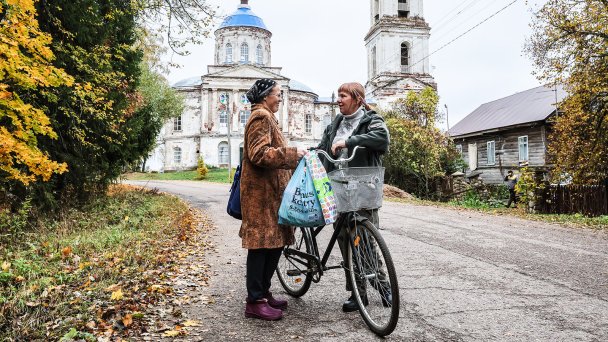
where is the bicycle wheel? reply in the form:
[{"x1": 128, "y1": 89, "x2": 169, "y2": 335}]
[
  {"x1": 346, "y1": 219, "x2": 400, "y2": 336},
  {"x1": 276, "y1": 227, "x2": 313, "y2": 297}
]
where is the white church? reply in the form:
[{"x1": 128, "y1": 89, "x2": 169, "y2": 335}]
[{"x1": 146, "y1": 0, "x2": 436, "y2": 172}]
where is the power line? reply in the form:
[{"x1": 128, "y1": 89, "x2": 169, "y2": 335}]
[{"x1": 366, "y1": 0, "x2": 519, "y2": 96}]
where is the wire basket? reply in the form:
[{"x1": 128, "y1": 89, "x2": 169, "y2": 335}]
[{"x1": 327, "y1": 167, "x2": 385, "y2": 213}]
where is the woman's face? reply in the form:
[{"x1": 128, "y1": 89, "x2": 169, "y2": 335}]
[
  {"x1": 337, "y1": 90, "x2": 360, "y2": 116},
  {"x1": 262, "y1": 85, "x2": 282, "y2": 113}
]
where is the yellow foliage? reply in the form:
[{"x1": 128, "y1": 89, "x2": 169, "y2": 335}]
[{"x1": 0, "y1": 0, "x2": 73, "y2": 185}]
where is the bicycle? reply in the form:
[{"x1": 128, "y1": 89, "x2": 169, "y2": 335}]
[{"x1": 276, "y1": 146, "x2": 400, "y2": 336}]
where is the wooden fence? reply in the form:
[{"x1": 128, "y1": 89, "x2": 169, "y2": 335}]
[{"x1": 536, "y1": 183, "x2": 608, "y2": 217}]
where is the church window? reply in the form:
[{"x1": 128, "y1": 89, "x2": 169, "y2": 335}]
[
  {"x1": 373, "y1": 0, "x2": 379, "y2": 22},
  {"x1": 219, "y1": 110, "x2": 228, "y2": 127},
  {"x1": 173, "y1": 147, "x2": 182, "y2": 164},
  {"x1": 401, "y1": 42, "x2": 410, "y2": 72},
  {"x1": 240, "y1": 110, "x2": 251, "y2": 126},
  {"x1": 240, "y1": 43, "x2": 249, "y2": 63},
  {"x1": 398, "y1": 0, "x2": 409, "y2": 18},
  {"x1": 371, "y1": 46, "x2": 377, "y2": 77},
  {"x1": 226, "y1": 43, "x2": 233, "y2": 63},
  {"x1": 256, "y1": 44, "x2": 263, "y2": 64},
  {"x1": 218, "y1": 142, "x2": 229, "y2": 164},
  {"x1": 173, "y1": 115, "x2": 182, "y2": 131},
  {"x1": 323, "y1": 114, "x2": 331, "y2": 128},
  {"x1": 305, "y1": 114, "x2": 312, "y2": 134}
]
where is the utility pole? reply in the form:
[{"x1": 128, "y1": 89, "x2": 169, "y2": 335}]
[{"x1": 225, "y1": 92, "x2": 232, "y2": 181}]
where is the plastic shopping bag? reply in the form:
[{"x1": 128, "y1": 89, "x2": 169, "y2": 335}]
[
  {"x1": 278, "y1": 158, "x2": 325, "y2": 227},
  {"x1": 305, "y1": 151, "x2": 337, "y2": 225}
]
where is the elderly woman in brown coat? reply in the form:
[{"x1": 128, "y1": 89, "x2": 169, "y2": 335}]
[{"x1": 240, "y1": 78, "x2": 305, "y2": 321}]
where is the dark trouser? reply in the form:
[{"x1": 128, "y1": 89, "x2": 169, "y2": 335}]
[
  {"x1": 335, "y1": 209, "x2": 389, "y2": 297},
  {"x1": 507, "y1": 189, "x2": 517, "y2": 207},
  {"x1": 246, "y1": 248, "x2": 283, "y2": 301}
]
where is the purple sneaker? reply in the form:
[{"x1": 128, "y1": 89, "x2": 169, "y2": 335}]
[
  {"x1": 264, "y1": 292, "x2": 288, "y2": 310},
  {"x1": 245, "y1": 298, "x2": 283, "y2": 321}
]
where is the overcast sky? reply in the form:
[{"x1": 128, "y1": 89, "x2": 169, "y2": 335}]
[{"x1": 163, "y1": 0, "x2": 546, "y2": 130}]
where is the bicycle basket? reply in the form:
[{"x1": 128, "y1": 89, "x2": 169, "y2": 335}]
[{"x1": 327, "y1": 167, "x2": 384, "y2": 213}]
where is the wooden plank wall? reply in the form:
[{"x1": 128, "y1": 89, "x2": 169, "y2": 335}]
[{"x1": 454, "y1": 125, "x2": 547, "y2": 184}]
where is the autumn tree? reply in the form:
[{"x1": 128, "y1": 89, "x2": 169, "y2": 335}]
[
  {"x1": 382, "y1": 87, "x2": 462, "y2": 198},
  {"x1": 526, "y1": 0, "x2": 608, "y2": 183},
  {"x1": 0, "y1": 0, "x2": 72, "y2": 186}
]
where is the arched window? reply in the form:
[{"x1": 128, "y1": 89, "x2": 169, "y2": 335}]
[
  {"x1": 305, "y1": 114, "x2": 312, "y2": 134},
  {"x1": 240, "y1": 42, "x2": 249, "y2": 63},
  {"x1": 371, "y1": 46, "x2": 377, "y2": 77},
  {"x1": 173, "y1": 146, "x2": 182, "y2": 164},
  {"x1": 401, "y1": 42, "x2": 410, "y2": 72},
  {"x1": 398, "y1": 0, "x2": 409, "y2": 18},
  {"x1": 225, "y1": 43, "x2": 233, "y2": 63},
  {"x1": 256, "y1": 44, "x2": 263, "y2": 64},
  {"x1": 218, "y1": 142, "x2": 229, "y2": 164}
]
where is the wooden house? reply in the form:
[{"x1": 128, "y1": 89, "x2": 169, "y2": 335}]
[{"x1": 449, "y1": 85, "x2": 567, "y2": 184}]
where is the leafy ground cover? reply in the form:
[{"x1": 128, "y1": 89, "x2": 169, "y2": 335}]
[
  {"x1": 124, "y1": 168, "x2": 232, "y2": 183},
  {"x1": 0, "y1": 185, "x2": 213, "y2": 340},
  {"x1": 387, "y1": 197, "x2": 608, "y2": 230}
]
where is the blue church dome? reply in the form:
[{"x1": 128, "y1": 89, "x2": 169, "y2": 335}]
[{"x1": 219, "y1": 2, "x2": 268, "y2": 31}]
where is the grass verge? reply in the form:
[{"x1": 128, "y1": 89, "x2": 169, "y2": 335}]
[
  {"x1": 123, "y1": 168, "x2": 232, "y2": 183},
  {"x1": 386, "y1": 197, "x2": 608, "y2": 230},
  {"x1": 0, "y1": 185, "x2": 204, "y2": 340}
]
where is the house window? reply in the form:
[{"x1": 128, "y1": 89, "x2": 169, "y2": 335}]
[
  {"x1": 240, "y1": 110, "x2": 251, "y2": 126},
  {"x1": 487, "y1": 141, "x2": 496, "y2": 165},
  {"x1": 173, "y1": 115, "x2": 182, "y2": 131},
  {"x1": 305, "y1": 114, "x2": 312, "y2": 134},
  {"x1": 225, "y1": 43, "x2": 233, "y2": 63},
  {"x1": 256, "y1": 44, "x2": 263, "y2": 64},
  {"x1": 371, "y1": 46, "x2": 377, "y2": 77},
  {"x1": 401, "y1": 42, "x2": 409, "y2": 72},
  {"x1": 240, "y1": 42, "x2": 249, "y2": 63},
  {"x1": 518, "y1": 136, "x2": 529, "y2": 161},
  {"x1": 218, "y1": 142, "x2": 229, "y2": 164},
  {"x1": 173, "y1": 147, "x2": 182, "y2": 164},
  {"x1": 398, "y1": 0, "x2": 409, "y2": 18},
  {"x1": 456, "y1": 144, "x2": 463, "y2": 156},
  {"x1": 219, "y1": 111, "x2": 228, "y2": 127}
]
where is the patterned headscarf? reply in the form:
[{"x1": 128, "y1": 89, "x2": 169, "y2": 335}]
[{"x1": 246, "y1": 78, "x2": 277, "y2": 104}]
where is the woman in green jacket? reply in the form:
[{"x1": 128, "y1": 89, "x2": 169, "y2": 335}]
[{"x1": 316, "y1": 82, "x2": 391, "y2": 312}]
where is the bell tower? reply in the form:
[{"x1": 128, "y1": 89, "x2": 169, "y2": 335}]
[{"x1": 365, "y1": 0, "x2": 436, "y2": 108}]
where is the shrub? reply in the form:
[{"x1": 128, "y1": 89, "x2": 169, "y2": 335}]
[{"x1": 196, "y1": 157, "x2": 209, "y2": 180}]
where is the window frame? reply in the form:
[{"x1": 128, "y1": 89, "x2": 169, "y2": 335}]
[
  {"x1": 256, "y1": 44, "x2": 263, "y2": 64},
  {"x1": 518, "y1": 136, "x2": 529, "y2": 162},
  {"x1": 173, "y1": 115, "x2": 182, "y2": 131},
  {"x1": 226, "y1": 43, "x2": 233, "y2": 63},
  {"x1": 486, "y1": 140, "x2": 496, "y2": 165},
  {"x1": 305, "y1": 114, "x2": 312, "y2": 134},
  {"x1": 173, "y1": 146, "x2": 182, "y2": 164},
  {"x1": 240, "y1": 42, "x2": 249, "y2": 63},
  {"x1": 239, "y1": 109, "x2": 251, "y2": 126},
  {"x1": 218, "y1": 142, "x2": 229, "y2": 164}
]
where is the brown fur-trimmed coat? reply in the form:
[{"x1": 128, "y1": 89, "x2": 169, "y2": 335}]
[{"x1": 239, "y1": 104, "x2": 299, "y2": 249}]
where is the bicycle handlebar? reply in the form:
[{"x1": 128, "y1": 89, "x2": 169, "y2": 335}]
[{"x1": 315, "y1": 146, "x2": 364, "y2": 166}]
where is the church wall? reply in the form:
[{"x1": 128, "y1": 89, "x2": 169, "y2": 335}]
[{"x1": 215, "y1": 27, "x2": 271, "y2": 66}]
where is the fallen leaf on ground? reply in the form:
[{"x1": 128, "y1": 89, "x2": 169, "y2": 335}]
[
  {"x1": 122, "y1": 314, "x2": 133, "y2": 327},
  {"x1": 111, "y1": 289, "x2": 123, "y2": 301},
  {"x1": 61, "y1": 246, "x2": 72, "y2": 258},
  {"x1": 1, "y1": 261, "x2": 10, "y2": 272},
  {"x1": 182, "y1": 320, "x2": 200, "y2": 327}
]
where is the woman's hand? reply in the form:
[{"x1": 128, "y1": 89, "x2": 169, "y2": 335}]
[
  {"x1": 331, "y1": 140, "x2": 346, "y2": 155},
  {"x1": 296, "y1": 148, "x2": 306, "y2": 159}
]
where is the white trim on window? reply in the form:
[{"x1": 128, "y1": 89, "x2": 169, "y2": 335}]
[
  {"x1": 173, "y1": 115, "x2": 182, "y2": 131},
  {"x1": 218, "y1": 142, "x2": 229, "y2": 164},
  {"x1": 173, "y1": 146, "x2": 182, "y2": 164},
  {"x1": 518, "y1": 136, "x2": 529, "y2": 161},
  {"x1": 305, "y1": 114, "x2": 312, "y2": 134},
  {"x1": 487, "y1": 140, "x2": 496, "y2": 165}
]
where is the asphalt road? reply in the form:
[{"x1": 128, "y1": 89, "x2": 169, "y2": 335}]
[{"x1": 125, "y1": 180, "x2": 608, "y2": 341}]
